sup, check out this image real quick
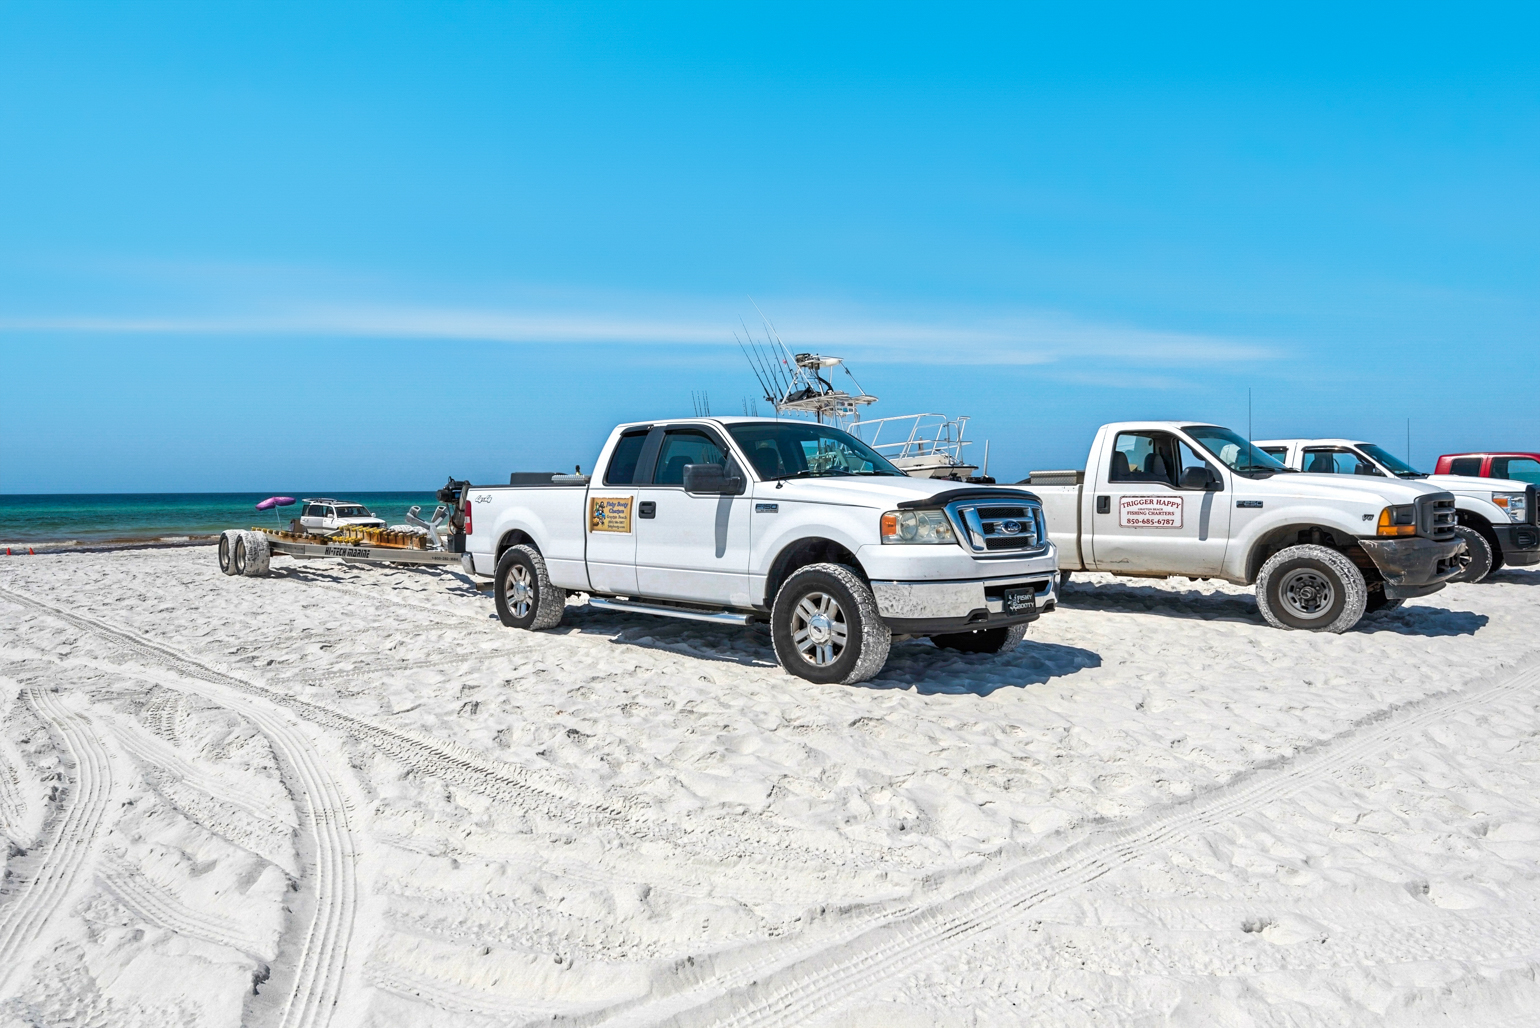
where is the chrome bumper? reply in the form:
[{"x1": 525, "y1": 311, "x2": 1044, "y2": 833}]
[{"x1": 870, "y1": 574, "x2": 1059, "y2": 632}]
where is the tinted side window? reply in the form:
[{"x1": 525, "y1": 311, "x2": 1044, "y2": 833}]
[
  {"x1": 1302, "y1": 449, "x2": 1376, "y2": 475},
  {"x1": 1448, "y1": 457, "x2": 1482, "y2": 476},
  {"x1": 604, "y1": 431, "x2": 649, "y2": 485},
  {"x1": 1260, "y1": 446, "x2": 1289, "y2": 460},
  {"x1": 653, "y1": 431, "x2": 726, "y2": 485},
  {"x1": 1110, "y1": 432, "x2": 1177, "y2": 486},
  {"x1": 1494, "y1": 457, "x2": 1540, "y2": 484}
]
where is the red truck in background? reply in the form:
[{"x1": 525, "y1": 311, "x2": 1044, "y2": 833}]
[{"x1": 1436, "y1": 453, "x2": 1540, "y2": 486}]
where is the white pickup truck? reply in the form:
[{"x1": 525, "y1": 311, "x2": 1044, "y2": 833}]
[
  {"x1": 1255, "y1": 438, "x2": 1540, "y2": 583},
  {"x1": 456, "y1": 417, "x2": 1060, "y2": 684},
  {"x1": 1027, "y1": 422, "x2": 1464, "y2": 633}
]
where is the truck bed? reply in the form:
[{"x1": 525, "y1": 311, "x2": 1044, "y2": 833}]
[{"x1": 1027, "y1": 471, "x2": 1085, "y2": 570}]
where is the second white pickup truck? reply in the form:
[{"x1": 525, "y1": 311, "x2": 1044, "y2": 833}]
[
  {"x1": 456, "y1": 417, "x2": 1060, "y2": 684},
  {"x1": 1255, "y1": 438, "x2": 1539, "y2": 583},
  {"x1": 1028, "y1": 422, "x2": 1465, "y2": 633}
]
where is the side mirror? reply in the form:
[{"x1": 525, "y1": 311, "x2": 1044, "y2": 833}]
[
  {"x1": 682, "y1": 462, "x2": 746, "y2": 495},
  {"x1": 1181, "y1": 466, "x2": 1222, "y2": 491}
]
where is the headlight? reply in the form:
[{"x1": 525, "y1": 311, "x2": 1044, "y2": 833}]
[
  {"x1": 1377, "y1": 505, "x2": 1416, "y2": 537},
  {"x1": 880, "y1": 509, "x2": 958, "y2": 545},
  {"x1": 1493, "y1": 492, "x2": 1526, "y2": 523}
]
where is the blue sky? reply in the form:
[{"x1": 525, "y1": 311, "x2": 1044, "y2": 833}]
[{"x1": 1, "y1": 2, "x2": 1536, "y2": 492}]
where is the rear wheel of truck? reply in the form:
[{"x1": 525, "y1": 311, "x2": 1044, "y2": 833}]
[
  {"x1": 771, "y1": 563, "x2": 891, "y2": 685},
  {"x1": 1448, "y1": 525, "x2": 1494, "y2": 583},
  {"x1": 495, "y1": 544, "x2": 566, "y2": 630},
  {"x1": 1364, "y1": 591, "x2": 1405, "y2": 616},
  {"x1": 930, "y1": 624, "x2": 1029, "y2": 654},
  {"x1": 1255, "y1": 544, "x2": 1366, "y2": 633}
]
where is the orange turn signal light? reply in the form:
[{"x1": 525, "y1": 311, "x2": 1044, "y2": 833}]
[
  {"x1": 880, "y1": 512, "x2": 899, "y2": 539},
  {"x1": 1377, "y1": 507, "x2": 1416, "y2": 537}
]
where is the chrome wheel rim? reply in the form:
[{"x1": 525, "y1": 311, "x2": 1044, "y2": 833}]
[
  {"x1": 1278, "y1": 568, "x2": 1334, "y2": 619},
  {"x1": 506, "y1": 564, "x2": 534, "y2": 618},
  {"x1": 791, "y1": 591, "x2": 848, "y2": 667}
]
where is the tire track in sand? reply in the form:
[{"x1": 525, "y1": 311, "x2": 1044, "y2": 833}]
[
  {"x1": 560, "y1": 658, "x2": 1540, "y2": 1028},
  {"x1": 0, "y1": 585, "x2": 917, "y2": 885},
  {"x1": 0, "y1": 682, "x2": 114, "y2": 997},
  {"x1": 0, "y1": 591, "x2": 359, "y2": 1028}
]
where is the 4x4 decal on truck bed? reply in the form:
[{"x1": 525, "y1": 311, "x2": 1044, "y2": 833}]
[{"x1": 1119, "y1": 495, "x2": 1183, "y2": 528}]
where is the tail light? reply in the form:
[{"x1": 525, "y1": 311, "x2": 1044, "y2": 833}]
[{"x1": 464, "y1": 497, "x2": 473, "y2": 535}]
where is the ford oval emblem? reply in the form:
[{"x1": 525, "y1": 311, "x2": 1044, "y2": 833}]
[{"x1": 1000, "y1": 519, "x2": 1022, "y2": 535}]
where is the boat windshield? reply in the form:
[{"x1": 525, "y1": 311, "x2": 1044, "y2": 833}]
[
  {"x1": 1359, "y1": 443, "x2": 1425, "y2": 478},
  {"x1": 726, "y1": 422, "x2": 907, "y2": 480},
  {"x1": 334, "y1": 505, "x2": 372, "y2": 518},
  {"x1": 1184, "y1": 425, "x2": 1294, "y2": 476}
]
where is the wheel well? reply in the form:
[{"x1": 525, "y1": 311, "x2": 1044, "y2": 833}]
[
  {"x1": 764, "y1": 538, "x2": 865, "y2": 608},
  {"x1": 496, "y1": 530, "x2": 536, "y2": 562},
  {"x1": 1245, "y1": 524, "x2": 1377, "y2": 585},
  {"x1": 1456, "y1": 510, "x2": 1500, "y2": 543}
]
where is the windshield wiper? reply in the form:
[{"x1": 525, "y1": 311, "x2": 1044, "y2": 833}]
[{"x1": 779, "y1": 469, "x2": 854, "y2": 480}]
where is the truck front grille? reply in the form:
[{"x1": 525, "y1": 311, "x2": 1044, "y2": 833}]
[
  {"x1": 1417, "y1": 493, "x2": 1458, "y2": 541},
  {"x1": 946, "y1": 500, "x2": 1048, "y2": 555}
]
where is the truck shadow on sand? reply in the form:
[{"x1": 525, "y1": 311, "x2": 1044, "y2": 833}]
[
  {"x1": 1059, "y1": 580, "x2": 1488, "y2": 638},
  {"x1": 557, "y1": 604, "x2": 1100, "y2": 692},
  {"x1": 1485, "y1": 568, "x2": 1540, "y2": 586}
]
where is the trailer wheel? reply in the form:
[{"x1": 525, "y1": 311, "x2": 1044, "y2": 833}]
[
  {"x1": 1448, "y1": 525, "x2": 1493, "y2": 583},
  {"x1": 218, "y1": 530, "x2": 240, "y2": 575},
  {"x1": 495, "y1": 544, "x2": 566, "y2": 630},
  {"x1": 931, "y1": 623, "x2": 1029, "y2": 654},
  {"x1": 1255, "y1": 544, "x2": 1366, "y2": 633},
  {"x1": 771, "y1": 563, "x2": 891, "y2": 685},
  {"x1": 234, "y1": 531, "x2": 270, "y2": 577}
]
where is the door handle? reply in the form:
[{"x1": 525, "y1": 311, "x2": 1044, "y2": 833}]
[
  {"x1": 1096, "y1": 495, "x2": 1110, "y2": 514},
  {"x1": 638, "y1": 501, "x2": 656, "y2": 519}
]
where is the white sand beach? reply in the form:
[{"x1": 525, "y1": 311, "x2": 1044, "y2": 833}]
[{"x1": 1, "y1": 546, "x2": 1538, "y2": 1027}]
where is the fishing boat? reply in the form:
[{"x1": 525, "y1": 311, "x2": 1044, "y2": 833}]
[{"x1": 738, "y1": 326, "x2": 992, "y2": 483}]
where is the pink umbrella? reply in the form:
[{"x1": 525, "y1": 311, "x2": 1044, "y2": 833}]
[{"x1": 255, "y1": 496, "x2": 297, "y2": 527}]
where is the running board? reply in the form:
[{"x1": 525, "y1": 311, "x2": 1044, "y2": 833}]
[{"x1": 586, "y1": 597, "x2": 757, "y2": 626}]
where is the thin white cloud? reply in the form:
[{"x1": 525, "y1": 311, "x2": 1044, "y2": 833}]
[{"x1": 0, "y1": 305, "x2": 1276, "y2": 366}]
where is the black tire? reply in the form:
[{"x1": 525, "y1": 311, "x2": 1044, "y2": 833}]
[
  {"x1": 931, "y1": 623, "x2": 1029, "y2": 654},
  {"x1": 771, "y1": 563, "x2": 891, "y2": 685},
  {"x1": 1449, "y1": 524, "x2": 1494, "y2": 583},
  {"x1": 218, "y1": 530, "x2": 239, "y2": 575},
  {"x1": 233, "y1": 535, "x2": 249, "y2": 577},
  {"x1": 494, "y1": 544, "x2": 566, "y2": 630},
  {"x1": 1364, "y1": 590, "x2": 1405, "y2": 617},
  {"x1": 1058, "y1": 570, "x2": 1072, "y2": 587},
  {"x1": 1254, "y1": 544, "x2": 1367, "y2": 633}
]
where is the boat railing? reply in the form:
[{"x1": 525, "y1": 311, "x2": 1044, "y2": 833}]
[{"x1": 851, "y1": 413, "x2": 972, "y2": 463}]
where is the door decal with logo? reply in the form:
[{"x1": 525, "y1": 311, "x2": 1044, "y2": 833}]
[
  {"x1": 1118, "y1": 495, "x2": 1183, "y2": 528},
  {"x1": 589, "y1": 496, "x2": 634, "y2": 533}
]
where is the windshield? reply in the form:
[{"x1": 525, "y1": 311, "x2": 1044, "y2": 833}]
[
  {"x1": 334, "y1": 505, "x2": 371, "y2": 518},
  {"x1": 1359, "y1": 443, "x2": 1424, "y2": 478},
  {"x1": 726, "y1": 422, "x2": 906, "y2": 480},
  {"x1": 1184, "y1": 425, "x2": 1293, "y2": 475}
]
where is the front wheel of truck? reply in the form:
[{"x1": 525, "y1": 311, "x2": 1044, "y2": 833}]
[
  {"x1": 771, "y1": 563, "x2": 891, "y2": 685},
  {"x1": 495, "y1": 544, "x2": 567, "y2": 630},
  {"x1": 1448, "y1": 525, "x2": 1493, "y2": 583},
  {"x1": 1255, "y1": 544, "x2": 1367, "y2": 633}
]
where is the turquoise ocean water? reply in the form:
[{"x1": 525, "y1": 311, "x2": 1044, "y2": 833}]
[{"x1": 0, "y1": 492, "x2": 441, "y2": 548}]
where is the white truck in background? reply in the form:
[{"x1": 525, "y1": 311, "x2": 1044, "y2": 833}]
[
  {"x1": 1255, "y1": 438, "x2": 1540, "y2": 583},
  {"x1": 1026, "y1": 422, "x2": 1465, "y2": 632},
  {"x1": 455, "y1": 417, "x2": 1060, "y2": 684}
]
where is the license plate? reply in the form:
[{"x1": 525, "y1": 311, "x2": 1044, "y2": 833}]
[{"x1": 1003, "y1": 587, "x2": 1036, "y2": 616}]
